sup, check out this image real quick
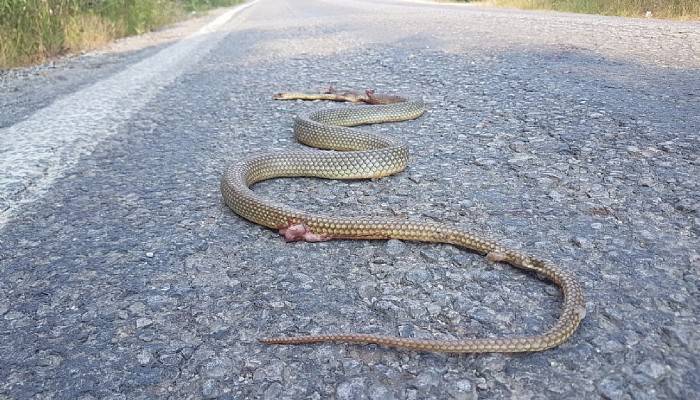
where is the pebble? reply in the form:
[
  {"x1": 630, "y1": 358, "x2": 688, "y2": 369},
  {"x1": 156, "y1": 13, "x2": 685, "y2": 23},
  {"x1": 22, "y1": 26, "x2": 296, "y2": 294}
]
[
  {"x1": 136, "y1": 350, "x2": 152, "y2": 365},
  {"x1": 571, "y1": 236, "x2": 593, "y2": 249},
  {"x1": 404, "y1": 268, "x2": 432, "y2": 285},
  {"x1": 597, "y1": 377, "x2": 625, "y2": 399},
  {"x1": 135, "y1": 318, "x2": 153, "y2": 328},
  {"x1": 385, "y1": 239, "x2": 406, "y2": 256},
  {"x1": 336, "y1": 378, "x2": 367, "y2": 400},
  {"x1": 201, "y1": 379, "x2": 221, "y2": 399},
  {"x1": 369, "y1": 384, "x2": 396, "y2": 400},
  {"x1": 0, "y1": 301, "x2": 9, "y2": 316},
  {"x1": 636, "y1": 360, "x2": 668, "y2": 382},
  {"x1": 264, "y1": 382, "x2": 283, "y2": 400},
  {"x1": 446, "y1": 379, "x2": 477, "y2": 400}
]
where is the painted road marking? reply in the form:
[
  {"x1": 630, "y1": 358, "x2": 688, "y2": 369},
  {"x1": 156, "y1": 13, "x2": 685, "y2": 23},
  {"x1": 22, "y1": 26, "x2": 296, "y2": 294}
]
[{"x1": 0, "y1": 1, "x2": 257, "y2": 228}]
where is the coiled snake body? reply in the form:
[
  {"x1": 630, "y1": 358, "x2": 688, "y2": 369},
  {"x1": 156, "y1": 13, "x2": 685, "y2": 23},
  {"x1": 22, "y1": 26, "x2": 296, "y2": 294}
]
[{"x1": 220, "y1": 90, "x2": 585, "y2": 353}]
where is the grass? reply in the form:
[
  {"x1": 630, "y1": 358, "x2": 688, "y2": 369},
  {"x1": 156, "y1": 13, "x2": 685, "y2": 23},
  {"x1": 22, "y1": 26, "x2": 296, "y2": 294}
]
[
  {"x1": 0, "y1": 0, "x2": 242, "y2": 69},
  {"x1": 458, "y1": 0, "x2": 700, "y2": 19}
]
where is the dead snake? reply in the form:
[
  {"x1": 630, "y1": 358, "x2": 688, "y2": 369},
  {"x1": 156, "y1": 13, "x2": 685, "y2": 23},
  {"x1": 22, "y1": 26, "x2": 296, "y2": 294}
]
[{"x1": 220, "y1": 89, "x2": 585, "y2": 353}]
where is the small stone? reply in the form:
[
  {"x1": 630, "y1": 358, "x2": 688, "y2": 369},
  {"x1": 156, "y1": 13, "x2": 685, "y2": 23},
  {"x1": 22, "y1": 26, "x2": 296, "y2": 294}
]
[
  {"x1": 548, "y1": 190, "x2": 563, "y2": 201},
  {"x1": 419, "y1": 248, "x2": 441, "y2": 262},
  {"x1": 336, "y1": 378, "x2": 367, "y2": 400},
  {"x1": 509, "y1": 142, "x2": 527, "y2": 153},
  {"x1": 264, "y1": 382, "x2": 283, "y2": 400},
  {"x1": 675, "y1": 198, "x2": 698, "y2": 213},
  {"x1": 369, "y1": 383, "x2": 396, "y2": 400},
  {"x1": 636, "y1": 360, "x2": 668, "y2": 382},
  {"x1": 639, "y1": 230, "x2": 655, "y2": 241},
  {"x1": 357, "y1": 282, "x2": 378, "y2": 301},
  {"x1": 414, "y1": 370, "x2": 440, "y2": 391},
  {"x1": 405, "y1": 388, "x2": 419, "y2": 400},
  {"x1": 452, "y1": 252, "x2": 471, "y2": 265},
  {"x1": 474, "y1": 158, "x2": 496, "y2": 167},
  {"x1": 398, "y1": 324, "x2": 415, "y2": 337},
  {"x1": 136, "y1": 318, "x2": 153, "y2": 328},
  {"x1": 38, "y1": 353, "x2": 63, "y2": 367},
  {"x1": 270, "y1": 301, "x2": 285, "y2": 308},
  {"x1": 4, "y1": 311, "x2": 24, "y2": 320},
  {"x1": 203, "y1": 356, "x2": 233, "y2": 378},
  {"x1": 253, "y1": 363, "x2": 283, "y2": 382},
  {"x1": 128, "y1": 302, "x2": 146, "y2": 315},
  {"x1": 201, "y1": 379, "x2": 221, "y2": 399},
  {"x1": 691, "y1": 254, "x2": 700, "y2": 269},
  {"x1": 662, "y1": 326, "x2": 690, "y2": 348},
  {"x1": 137, "y1": 350, "x2": 152, "y2": 365},
  {"x1": 158, "y1": 352, "x2": 181, "y2": 366},
  {"x1": 482, "y1": 354, "x2": 506, "y2": 373},
  {"x1": 639, "y1": 177, "x2": 655, "y2": 187},
  {"x1": 659, "y1": 141, "x2": 674, "y2": 152},
  {"x1": 0, "y1": 301, "x2": 9, "y2": 316},
  {"x1": 426, "y1": 303, "x2": 441, "y2": 316},
  {"x1": 385, "y1": 239, "x2": 406, "y2": 256},
  {"x1": 597, "y1": 376, "x2": 624, "y2": 400},
  {"x1": 571, "y1": 236, "x2": 592, "y2": 249},
  {"x1": 448, "y1": 379, "x2": 478, "y2": 400},
  {"x1": 405, "y1": 268, "x2": 432, "y2": 285},
  {"x1": 508, "y1": 154, "x2": 532, "y2": 165}
]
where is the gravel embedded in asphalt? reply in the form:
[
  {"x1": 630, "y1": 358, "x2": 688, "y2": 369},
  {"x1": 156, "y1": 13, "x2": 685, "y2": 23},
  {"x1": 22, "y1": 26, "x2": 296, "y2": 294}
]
[{"x1": 0, "y1": 0, "x2": 698, "y2": 398}]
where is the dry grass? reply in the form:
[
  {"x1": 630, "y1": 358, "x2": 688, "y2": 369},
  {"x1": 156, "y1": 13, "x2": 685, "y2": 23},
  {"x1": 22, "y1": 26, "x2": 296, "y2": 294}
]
[
  {"x1": 463, "y1": 0, "x2": 700, "y2": 19},
  {"x1": 0, "y1": 0, "x2": 242, "y2": 69},
  {"x1": 63, "y1": 14, "x2": 120, "y2": 54}
]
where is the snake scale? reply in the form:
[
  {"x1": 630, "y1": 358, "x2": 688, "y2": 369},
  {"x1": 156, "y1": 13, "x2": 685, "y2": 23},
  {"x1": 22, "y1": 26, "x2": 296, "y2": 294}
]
[{"x1": 220, "y1": 89, "x2": 586, "y2": 353}]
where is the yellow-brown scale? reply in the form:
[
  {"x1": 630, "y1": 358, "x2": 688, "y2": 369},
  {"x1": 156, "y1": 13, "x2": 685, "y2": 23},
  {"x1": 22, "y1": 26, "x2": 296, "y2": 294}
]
[{"x1": 220, "y1": 91, "x2": 586, "y2": 353}]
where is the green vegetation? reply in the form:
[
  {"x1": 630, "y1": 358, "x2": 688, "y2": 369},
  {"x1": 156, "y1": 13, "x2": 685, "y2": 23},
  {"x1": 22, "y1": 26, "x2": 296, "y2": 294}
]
[
  {"x1": 461, "y1": 0, "x2": 700, "y2": 19},
  {"x1": 0, "y1": 0, "x2": 242, "y2": 69}
]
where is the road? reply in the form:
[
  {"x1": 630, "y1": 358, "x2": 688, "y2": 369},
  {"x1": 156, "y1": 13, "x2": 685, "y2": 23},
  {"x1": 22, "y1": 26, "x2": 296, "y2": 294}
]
[{"x1": 1, "y1": 0, "x2": 698, "y2": 398}]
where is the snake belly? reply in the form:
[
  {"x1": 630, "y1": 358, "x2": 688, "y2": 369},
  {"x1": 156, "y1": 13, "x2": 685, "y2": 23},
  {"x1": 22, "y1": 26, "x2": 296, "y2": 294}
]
[{"x1": 220, "y1": 92, "x2": 586, "y2": 353}]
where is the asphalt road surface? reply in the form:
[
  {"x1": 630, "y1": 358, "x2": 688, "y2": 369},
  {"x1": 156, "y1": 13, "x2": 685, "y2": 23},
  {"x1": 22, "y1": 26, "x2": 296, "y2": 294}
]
[{"x1": 1, "y1": 0, "x2": 698, "y2": 398}]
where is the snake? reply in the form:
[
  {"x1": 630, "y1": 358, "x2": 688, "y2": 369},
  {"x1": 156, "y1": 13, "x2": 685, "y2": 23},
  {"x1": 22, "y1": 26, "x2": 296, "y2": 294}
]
[{"x1": 220, "y1": 89, "x2": 586, "y2": 353}]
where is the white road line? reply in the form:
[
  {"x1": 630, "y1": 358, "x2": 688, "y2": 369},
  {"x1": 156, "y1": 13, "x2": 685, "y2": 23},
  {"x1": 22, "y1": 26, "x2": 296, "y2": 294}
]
[{"x1": 0, "y1": 1, "x2": 257, "y2": 228}]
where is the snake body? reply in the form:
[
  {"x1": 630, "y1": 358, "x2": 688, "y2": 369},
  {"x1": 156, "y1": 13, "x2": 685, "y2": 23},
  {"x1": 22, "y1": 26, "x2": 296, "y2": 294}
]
[{"x1": 220, "y1": 91, "x2": 585, "y2": 353}]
